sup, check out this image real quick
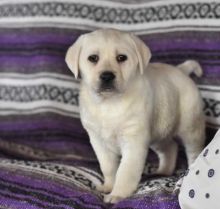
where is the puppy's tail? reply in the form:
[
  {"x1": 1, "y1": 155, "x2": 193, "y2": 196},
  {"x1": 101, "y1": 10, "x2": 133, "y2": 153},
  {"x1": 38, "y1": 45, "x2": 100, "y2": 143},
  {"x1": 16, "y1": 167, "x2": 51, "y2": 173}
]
[{"x1": 177, "y1": 60, "x2": 203, "y2": 77}]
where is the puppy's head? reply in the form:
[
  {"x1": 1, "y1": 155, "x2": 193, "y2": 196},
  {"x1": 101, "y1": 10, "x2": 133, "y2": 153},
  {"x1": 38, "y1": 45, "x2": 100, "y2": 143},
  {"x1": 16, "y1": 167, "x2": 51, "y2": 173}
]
[{"x1": 65, "y1": 29, "x2": 151, "y2": 97}]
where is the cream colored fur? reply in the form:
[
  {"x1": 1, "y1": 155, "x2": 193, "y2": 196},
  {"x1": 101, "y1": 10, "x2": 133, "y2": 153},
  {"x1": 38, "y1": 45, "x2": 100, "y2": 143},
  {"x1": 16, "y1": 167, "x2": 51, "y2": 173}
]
[{"x1": 65, "y1": 29, "x2": 205, "y2": 203}]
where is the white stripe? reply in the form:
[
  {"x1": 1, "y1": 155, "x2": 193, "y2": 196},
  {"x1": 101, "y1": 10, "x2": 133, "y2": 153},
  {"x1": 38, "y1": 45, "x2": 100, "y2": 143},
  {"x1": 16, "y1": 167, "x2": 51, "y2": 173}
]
[
  {"x1": 0, "y1": 75, "x2": 79, "y2": 88},
  {"x1": 78, "y1": 166, "x2": 103, "y2": 179},
  {"x1": 0, "y1": 77, "x2": 78, "y2": 88},
  {"x1": 198, "y1": 85, "x2": 220, "y2": 91},
  {"x1": 0, "y1": 17, "x2": 219, "y2": 34},
  {"x1": 135, "y1": 26, "x2": 220, "y2": 35},
  {"x1": 0, "y1": 72, "x2": 77, "y2": 82},
  {"x1": 200, "y1": 91, "x2": 220, "y2": 102},
  {"x1": 0, "y1": 21, "x2": 220, "y2": 35},
  {"x1": 0, "y1": 101, "x2": 79, "y2": 112},
  {"x1": 0, "y1": 73, "x2": 80, "y2": 117},
  {"x1": 0, "y1": 108, "x2": 80, "y2": 118},
  {"x1": 0, "y1": 0, "x2": 214, "y2": 8},
  {"x1": 62, "y1": 164, "x2": 102, "y2": 184}
]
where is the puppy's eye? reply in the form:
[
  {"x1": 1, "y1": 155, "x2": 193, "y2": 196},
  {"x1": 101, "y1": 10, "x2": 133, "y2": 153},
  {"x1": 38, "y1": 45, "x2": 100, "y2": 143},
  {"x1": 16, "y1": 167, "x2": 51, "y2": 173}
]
[
  {"x1": 88, "y1": 55, "x2": 99, "y2": 63},
  {"x1": 116, "y1": 54, "x2": 127, "y2": 63}
]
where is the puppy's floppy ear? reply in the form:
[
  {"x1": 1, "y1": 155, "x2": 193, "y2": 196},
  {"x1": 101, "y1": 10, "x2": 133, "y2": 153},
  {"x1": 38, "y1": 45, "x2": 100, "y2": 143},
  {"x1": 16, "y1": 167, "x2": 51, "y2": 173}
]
[
  {"x1": 65, "y1": 35, "x2": 85, "y2": 79},
  {"x1": 129, "y1": 34, "x2": 151, "y2": 74}
]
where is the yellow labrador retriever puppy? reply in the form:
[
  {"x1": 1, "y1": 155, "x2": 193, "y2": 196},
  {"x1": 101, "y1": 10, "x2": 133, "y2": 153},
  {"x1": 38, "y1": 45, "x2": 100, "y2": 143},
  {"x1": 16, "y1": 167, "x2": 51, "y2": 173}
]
[{"x1": 65, "y1": 29, "x2": 205, "y2": 203}]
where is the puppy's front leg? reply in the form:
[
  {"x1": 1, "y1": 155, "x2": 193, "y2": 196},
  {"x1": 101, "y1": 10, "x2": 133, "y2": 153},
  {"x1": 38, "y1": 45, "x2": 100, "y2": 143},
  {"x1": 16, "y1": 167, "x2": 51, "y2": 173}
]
[
  {"x1": 88, "y1": 132, "x2": 119, "y2": 194},
  {"x1": 104, "y1": 135, "x2": 149, "y2": 203}
]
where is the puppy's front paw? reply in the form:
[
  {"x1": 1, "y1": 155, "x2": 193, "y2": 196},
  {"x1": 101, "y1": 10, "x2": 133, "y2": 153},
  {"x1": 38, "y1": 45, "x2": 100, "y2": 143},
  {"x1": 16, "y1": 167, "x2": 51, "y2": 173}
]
[
  {"x1": 95, "y1": 183, "x2": 112, "y2": 194},
  {"x1": 104, "y1": 194, "x2": 124, "y2": 204}
]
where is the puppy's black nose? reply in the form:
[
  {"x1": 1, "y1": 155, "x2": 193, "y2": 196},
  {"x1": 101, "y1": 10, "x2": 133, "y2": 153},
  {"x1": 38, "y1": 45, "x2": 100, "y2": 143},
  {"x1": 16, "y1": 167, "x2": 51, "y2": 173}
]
[{"x1": 100, "y1": 71, "x2": 115, "y2": 82}]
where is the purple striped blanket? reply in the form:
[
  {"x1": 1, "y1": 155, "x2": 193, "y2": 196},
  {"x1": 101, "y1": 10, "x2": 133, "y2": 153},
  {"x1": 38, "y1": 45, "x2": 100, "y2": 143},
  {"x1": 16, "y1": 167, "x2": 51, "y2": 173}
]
[{"x1": 0, "y1": 1, "x2": 219, "y2": 208}]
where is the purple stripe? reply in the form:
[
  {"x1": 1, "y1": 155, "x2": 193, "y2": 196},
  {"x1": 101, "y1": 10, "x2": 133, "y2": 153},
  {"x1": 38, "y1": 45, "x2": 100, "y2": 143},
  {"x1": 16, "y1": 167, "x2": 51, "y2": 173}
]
[
  {"x1": 8, "y1": 137, "x2": 91, "y2": 148},
  {"x1": 0, "y1": 169, "x2": 87, "y2": 198},
  {"x1": 0, "y1": 191, "x2": 51, "y2": 208},
  {"x1": 0, "y1": 119, "x2": 82, "y2": 132},
  {"x1": 0, "y1": 120, "x2": 64, "y2": 130},
  {"x1": 0, "y1": 54, "x2": 64, "y2": 64},
  {"x1": 0, "y1": 63, "x2": 70, "y2": 75},
  {"x1": 1, "y1": 30, "x2": 220, "y2": 51},
  {"x1": 203, "y1": 65, "x2": 220, "y2": 76},
  {"x1": 7, "y1": 135, "x2": 89, "y2": 145},
  {"x1": 2, "y1": 34, "x2": 220, "y2": 51},
  {"x1": 0, "y1": 33, "x2": 78, "y2": 45},
  {"x1": 0, "y1": 30, "x2": 219, "y2": 51},
  {"x1": 0, "y1": 30, "x2": 218, "y2": 47},
  {"x1": 8, "y1": 139, "x2": 93, "y2": 155},
  {"x1": 113, "y1": 194, "x2": 180, "y2": 209},
  {"x1": 0, "y1": 116, "x2": 85, "y2": 136},
  {"x1": 0, "y1": 169, "x2": 103, "y2": 208},
  {"x1": 33, "y1": 142, "x2": 93, "y2": 156},
  {"x1": 0, "y1": 195, "x2": 39, "y2": 209},
  {"x1": 148, "y1": 38, "x2": 220, "y2": 51},
  {"x1": 0, "y1": 183, "x2": 98, "y2": 209}
]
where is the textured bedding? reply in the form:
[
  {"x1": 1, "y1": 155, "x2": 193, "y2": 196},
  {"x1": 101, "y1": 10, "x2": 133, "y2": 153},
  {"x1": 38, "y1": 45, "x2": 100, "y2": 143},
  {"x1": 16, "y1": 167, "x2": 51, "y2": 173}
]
[{"x1": 0, "y1": 0, "x2": 219, "y2": 208}]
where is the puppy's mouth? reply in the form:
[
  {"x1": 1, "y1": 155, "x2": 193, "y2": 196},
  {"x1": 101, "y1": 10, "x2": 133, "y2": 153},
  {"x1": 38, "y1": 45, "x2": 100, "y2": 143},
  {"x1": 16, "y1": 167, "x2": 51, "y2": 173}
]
[{"x1": 97, "y1": 82, "x2": 117, "y2": 94}]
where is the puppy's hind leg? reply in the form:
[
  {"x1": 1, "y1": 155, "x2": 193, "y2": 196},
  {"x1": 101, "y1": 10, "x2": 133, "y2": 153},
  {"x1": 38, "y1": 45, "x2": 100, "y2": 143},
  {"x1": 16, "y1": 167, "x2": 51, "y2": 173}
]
[
  {"x1": 178, "y1": 86, "x2": 205, "y2": 166},
  {"x1": 178, "y1": 109, "x2": 205, "y2": 166},
  {"x1": 151, "y1": 140, "x2": 178, "y2": 176},
  {"x1": 179, "y1": 123, "x2": 205, "y2": 166}
]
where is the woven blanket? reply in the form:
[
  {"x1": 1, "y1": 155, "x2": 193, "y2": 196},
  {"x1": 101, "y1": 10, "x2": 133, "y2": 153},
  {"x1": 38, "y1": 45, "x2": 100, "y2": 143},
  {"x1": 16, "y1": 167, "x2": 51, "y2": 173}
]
[{"x1": 0, "y1": 0, "x2": 219, "y2": 208}]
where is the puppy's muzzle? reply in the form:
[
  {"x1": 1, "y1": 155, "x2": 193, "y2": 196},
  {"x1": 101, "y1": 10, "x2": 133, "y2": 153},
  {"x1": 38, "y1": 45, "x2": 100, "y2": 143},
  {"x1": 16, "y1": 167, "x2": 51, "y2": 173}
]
[{"x1": 99, "y1": 71, "x2": 116, "y2": 92}]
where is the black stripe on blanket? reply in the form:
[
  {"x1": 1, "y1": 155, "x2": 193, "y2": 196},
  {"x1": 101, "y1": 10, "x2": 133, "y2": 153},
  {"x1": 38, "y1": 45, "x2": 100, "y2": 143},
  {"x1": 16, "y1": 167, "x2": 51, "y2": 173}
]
[{"x1": 0, "y1": 2, "x2": 219, "y2": 24}]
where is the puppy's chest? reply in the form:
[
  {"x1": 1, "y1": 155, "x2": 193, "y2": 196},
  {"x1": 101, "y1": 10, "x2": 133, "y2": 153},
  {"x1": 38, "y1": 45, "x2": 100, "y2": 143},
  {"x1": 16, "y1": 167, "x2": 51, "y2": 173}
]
[
  {"x1": 82, "y1": 107, "x2": 124, "y2": 153},
  {"x1": 84, "y1": 108, "x2": 123, "y2": 138},
  {"x1": 81, "y1": 101, "x2": 128, "y2": 140}
]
